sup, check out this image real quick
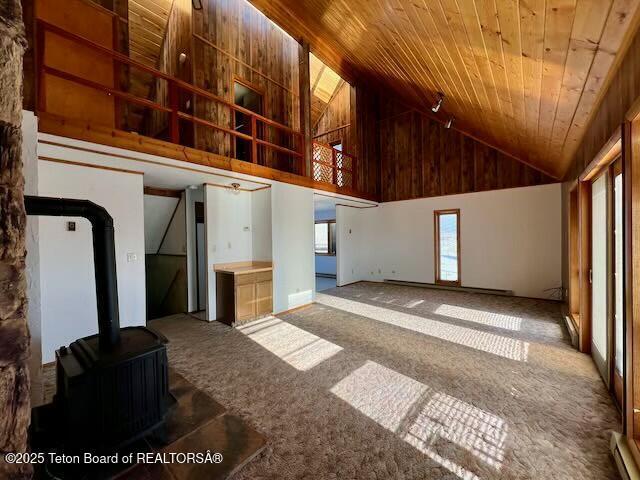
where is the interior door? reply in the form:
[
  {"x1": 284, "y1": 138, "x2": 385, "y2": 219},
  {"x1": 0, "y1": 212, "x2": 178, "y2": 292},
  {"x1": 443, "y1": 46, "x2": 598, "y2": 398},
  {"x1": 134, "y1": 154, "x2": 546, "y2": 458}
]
[{"x1": 591, "y1": 173, "x2": 609, "y2": 383}]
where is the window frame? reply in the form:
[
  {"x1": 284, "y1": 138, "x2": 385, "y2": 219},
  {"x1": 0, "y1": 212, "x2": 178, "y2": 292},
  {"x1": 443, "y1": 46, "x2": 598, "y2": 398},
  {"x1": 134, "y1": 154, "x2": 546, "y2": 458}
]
[
  {"x1": 315, "y1": 219, "x2": 336, "y2": 256},
  {"x1": 434, "y1": 209, "x2": 461, "y2": 286}
]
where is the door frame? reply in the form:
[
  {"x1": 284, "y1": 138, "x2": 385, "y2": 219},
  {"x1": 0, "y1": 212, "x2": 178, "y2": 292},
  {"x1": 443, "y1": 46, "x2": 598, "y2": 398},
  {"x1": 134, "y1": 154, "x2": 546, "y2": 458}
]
[{"x1": 590, "y1": 169, "x2": 610, "y2": 384}]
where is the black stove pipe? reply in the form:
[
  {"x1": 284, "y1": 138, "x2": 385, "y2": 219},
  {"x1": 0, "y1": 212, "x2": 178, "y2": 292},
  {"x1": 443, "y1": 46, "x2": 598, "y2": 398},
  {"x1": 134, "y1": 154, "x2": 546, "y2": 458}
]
[{"x1": 24, "y1": 196, "x2": 121, "y2": 348}]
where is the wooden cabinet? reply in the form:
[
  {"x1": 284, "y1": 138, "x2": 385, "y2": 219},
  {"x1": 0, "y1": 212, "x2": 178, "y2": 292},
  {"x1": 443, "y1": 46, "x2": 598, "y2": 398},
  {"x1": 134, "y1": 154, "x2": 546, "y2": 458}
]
[{"x1": 216, "y1": 268, "x2": 273, "y2": 327}]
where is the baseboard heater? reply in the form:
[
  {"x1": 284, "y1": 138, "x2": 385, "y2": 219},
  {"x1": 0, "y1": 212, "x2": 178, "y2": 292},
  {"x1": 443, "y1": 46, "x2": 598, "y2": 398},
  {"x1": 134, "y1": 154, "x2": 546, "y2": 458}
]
[
  {"x1": 383, "y1": 279, "x2": 513, "y2": 296},
  {"x1": 612, "y1": 432, "x2": 640, "y2": 480}
]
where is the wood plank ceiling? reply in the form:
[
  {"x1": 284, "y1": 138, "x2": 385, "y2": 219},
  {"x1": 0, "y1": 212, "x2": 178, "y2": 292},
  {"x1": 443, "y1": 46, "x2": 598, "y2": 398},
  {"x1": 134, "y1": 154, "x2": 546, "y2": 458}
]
[
  {"x1": 129, "y1": 0, "x2": 173, "y2": 68},
  {"x1": 249, "y1": 0, "x2": 640, "y2": 179}
]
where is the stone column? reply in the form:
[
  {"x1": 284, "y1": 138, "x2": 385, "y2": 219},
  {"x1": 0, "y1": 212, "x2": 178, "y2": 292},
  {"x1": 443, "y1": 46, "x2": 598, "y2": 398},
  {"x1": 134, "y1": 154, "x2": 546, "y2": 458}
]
[{"x1": 0, "y1": 1, "x2": 31, "y2": 479}]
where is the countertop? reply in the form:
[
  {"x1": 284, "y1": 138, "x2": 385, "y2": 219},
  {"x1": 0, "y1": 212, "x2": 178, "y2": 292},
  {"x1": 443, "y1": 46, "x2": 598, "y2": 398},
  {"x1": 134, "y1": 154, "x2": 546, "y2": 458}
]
[{"x1": 214, "y1": 261, "x2": 273, "y2": 275}]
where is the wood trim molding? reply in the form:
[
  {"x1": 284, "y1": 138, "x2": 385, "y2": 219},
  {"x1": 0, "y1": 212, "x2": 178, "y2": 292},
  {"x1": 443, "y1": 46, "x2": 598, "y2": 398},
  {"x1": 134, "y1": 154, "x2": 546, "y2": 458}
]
[
  {"x1": 38, "y1": 113, "x2": 377, "y2": 201},
  {"x1": 578, "y1": 180, "x2": 592, "y2": 354},
  {"x1": 38, "y1": 156, "x2": 144, "y2": 175},
  {"x1": 275, "y1": 303, "x2": 313, "y2": 316},
  {"x1": 580, "y1": 126, "x2": 623, "y2": 182},
  {"x1": 314, "y1": 192, "x2": 377, "y2": 207},
  {"x1": 39, "y1": 138, "x2": 268, "y2": 187},
  {"x1": 144, "y1": 186, "x2": 182, "y2": 197}
]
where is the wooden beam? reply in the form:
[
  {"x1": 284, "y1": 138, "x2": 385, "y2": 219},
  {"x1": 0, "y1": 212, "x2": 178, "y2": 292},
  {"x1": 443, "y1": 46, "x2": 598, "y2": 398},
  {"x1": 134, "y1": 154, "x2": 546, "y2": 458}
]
[{"x1": 144, "y1": 186, "x2": 182, "y2": 197}]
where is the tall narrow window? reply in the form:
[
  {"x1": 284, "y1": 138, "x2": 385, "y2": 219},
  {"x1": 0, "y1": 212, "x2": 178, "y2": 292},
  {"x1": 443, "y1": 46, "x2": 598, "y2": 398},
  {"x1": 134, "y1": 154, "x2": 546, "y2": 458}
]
[{"x1": 434, "y1": 209, "x2": 461, "y2": 285}]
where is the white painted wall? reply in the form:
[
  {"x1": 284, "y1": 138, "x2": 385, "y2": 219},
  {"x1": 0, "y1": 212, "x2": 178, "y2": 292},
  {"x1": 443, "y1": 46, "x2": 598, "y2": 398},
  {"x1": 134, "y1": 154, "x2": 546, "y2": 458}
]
[
  {"x1": 37, "y1": 161, "x2": 146, "y2": 362},
  {"x1": 315, "y1": 207, "x2": 336, "y2": 276},
  {"x1": 158, "y1": 195, "x2": 186, "y2": 255},
  {"x1": 143, "y1": 195, "x2": 182, "y2": 254},
  {"x1": 338, "y1": 183, "x2": 562, "y2": 299},
  {"x1": 252, "y1": 188, "x2": 273, "y2": 262},
  {"x1": 23, "y1": 111, "x2": 44, "y2": 404},
  {"x1": 204, "y1": 186, "x2": 254, "y2": 320},
  {"x1": 271, "y1": 182, "x2": 315, "y2": 313}
]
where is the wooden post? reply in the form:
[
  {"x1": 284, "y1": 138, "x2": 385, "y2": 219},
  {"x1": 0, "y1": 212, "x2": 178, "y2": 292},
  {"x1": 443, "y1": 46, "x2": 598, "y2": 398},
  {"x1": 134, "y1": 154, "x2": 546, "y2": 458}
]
[
  {"x1": 0, "y1": 1, "x2": 32, "y2": 479},
  {"x1": 331, "y1": 146, "x2": 337, "y2": 185},
  {"x1": 298, "y1": 40, "x2": 312, "y2": 177},
  {"x1": 251, "y1": 115, "x2": 258, "y2": 164},
  {"x1": 169, "y1": 81, "x2": 179, "y2": 144}
]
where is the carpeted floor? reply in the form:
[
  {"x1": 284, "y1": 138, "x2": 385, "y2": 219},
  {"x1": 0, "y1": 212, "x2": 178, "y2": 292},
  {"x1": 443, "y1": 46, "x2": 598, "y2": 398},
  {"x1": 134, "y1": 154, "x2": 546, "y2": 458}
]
[{"x1": 150, "y1": 282, "x2": 621, "y2": 480}]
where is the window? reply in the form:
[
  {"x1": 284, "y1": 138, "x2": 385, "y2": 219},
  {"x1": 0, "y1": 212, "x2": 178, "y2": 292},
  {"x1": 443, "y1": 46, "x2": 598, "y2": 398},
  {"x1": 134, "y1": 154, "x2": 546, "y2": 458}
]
[
  {"x1": 315, "y1": 220, "x2": 336, "y2": 255},
  {"x1": 233, "y1": 80, "x2": 263, "y2": 162},
  {"x1": 434, "y1": 209, "x2": 460, "y2": 285}
]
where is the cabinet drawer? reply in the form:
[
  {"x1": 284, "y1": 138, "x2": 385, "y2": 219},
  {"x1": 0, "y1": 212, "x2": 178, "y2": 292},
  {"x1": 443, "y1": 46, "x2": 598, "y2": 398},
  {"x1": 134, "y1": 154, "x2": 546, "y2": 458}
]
[
  {"x1": 235, "y1": 273, "x2": 256, "y2": 286},
  {"x1": 255, "y1": 271, "x2": 272, "y2": 283}
]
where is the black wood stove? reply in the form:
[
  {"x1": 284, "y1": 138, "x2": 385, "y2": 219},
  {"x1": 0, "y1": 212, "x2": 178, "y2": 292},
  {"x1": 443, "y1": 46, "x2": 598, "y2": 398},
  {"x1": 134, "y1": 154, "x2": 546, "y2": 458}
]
[{"x1": 27, "y1": 196, "x2": 170, "y2": 451}]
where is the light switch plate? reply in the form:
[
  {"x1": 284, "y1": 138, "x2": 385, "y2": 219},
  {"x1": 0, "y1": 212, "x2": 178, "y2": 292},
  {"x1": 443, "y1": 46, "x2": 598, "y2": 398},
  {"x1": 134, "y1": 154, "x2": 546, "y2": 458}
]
[{"x1": 127, "y1": 253, "x2": 137, "y2": 262}]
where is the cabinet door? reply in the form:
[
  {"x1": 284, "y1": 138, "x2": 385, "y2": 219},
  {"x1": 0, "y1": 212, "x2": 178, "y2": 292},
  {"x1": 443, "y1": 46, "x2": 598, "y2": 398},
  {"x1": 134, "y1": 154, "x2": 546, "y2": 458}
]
[
  {"x1": 256, "y1": 281, "x2": 273, "y2": 317},
  {"x1": 235, "y1": 284, "x2": 256, "y2": 323}
]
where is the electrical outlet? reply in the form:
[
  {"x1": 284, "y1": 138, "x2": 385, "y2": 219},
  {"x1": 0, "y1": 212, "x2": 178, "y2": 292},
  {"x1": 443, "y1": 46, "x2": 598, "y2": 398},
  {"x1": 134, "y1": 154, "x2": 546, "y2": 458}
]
[{"x1": 127, "y1": 253, "x2": 137, "y2": 262}]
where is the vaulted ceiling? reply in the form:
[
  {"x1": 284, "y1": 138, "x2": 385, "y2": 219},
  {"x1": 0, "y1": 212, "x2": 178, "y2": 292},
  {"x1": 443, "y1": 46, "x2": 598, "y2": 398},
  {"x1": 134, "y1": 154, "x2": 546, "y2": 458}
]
[{"x1": 249, "y1": 0, "x2": 640, "y2": 179}]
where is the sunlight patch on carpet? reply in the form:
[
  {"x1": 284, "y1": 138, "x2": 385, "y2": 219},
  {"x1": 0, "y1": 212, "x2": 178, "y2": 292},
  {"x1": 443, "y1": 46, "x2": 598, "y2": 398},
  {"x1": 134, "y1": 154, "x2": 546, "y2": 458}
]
[
  {"x1": 331, "y1": 361, "x2": 507, "y2": 479},
  {"x1": 434, "y1": 304, "x2": 522, "y2": 331},
  {"x1": 317, "y1": 293, "x2": 529, "y2": 361},
  {"x1": 238, "y1": 317, "x2": 343, "y2": 371}
]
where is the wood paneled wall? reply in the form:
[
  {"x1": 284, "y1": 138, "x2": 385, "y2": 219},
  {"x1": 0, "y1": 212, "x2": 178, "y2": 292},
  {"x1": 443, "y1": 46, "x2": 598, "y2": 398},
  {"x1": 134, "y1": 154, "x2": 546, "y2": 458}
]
[
  {"x1": 378, "y1": 100, "x2": 555, "y2": 202},
  {"x1": 37, "y1": 0, "x2": 117, "y2": 127},
  {"x1": 354, "y1": 84, "x2": 379, "y2": 198},
  {"x1": 313, "y1": 81, "x2": 352, "y2": 152},
  {"x1": 147, "y1": 0, "x2": 192, "y2": 139},
  {"x1": 192, "y1": 0, "x2": 300, "y2": 170},
  {"x1": 566, "y1": 26, "x2": 640, "y2": 181}
]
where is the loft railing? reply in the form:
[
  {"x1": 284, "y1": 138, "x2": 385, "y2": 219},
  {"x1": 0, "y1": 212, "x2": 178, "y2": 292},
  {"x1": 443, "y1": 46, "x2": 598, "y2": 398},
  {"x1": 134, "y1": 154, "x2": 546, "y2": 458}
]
[
  {"x1": 36, "y1": 19, "x2": 304, "y2": 174},
  {"x1": 312, "y1": 142, "x2": 356, "y2": 189}
]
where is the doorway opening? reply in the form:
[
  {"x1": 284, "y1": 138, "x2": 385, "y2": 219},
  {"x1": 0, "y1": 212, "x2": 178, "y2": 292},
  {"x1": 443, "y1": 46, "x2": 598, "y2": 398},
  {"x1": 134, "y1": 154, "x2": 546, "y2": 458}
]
[
  {"x1": 143, "y1": 187, "x2": 188, "y2": 321},
  {"x1": 233, "y1": 80, "x2": 263, "y2": 163}
]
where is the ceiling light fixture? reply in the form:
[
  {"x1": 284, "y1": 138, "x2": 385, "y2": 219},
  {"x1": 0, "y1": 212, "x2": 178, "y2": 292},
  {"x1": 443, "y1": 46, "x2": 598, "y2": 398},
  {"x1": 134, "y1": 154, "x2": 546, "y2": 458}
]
[
  {"x1": 431, "y1": 93, "x2": 445, "y2": 113},
  {"x1": 230, "y1": 182, "x2": 242, "y2": 195},
  {"x1": 445, "y1": 117, "x2": 455, "y2": 129}
]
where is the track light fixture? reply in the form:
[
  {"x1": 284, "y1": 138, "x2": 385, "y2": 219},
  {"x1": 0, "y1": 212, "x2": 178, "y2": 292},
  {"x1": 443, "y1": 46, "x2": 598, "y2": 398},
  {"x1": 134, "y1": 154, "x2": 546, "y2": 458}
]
[
  {"x1": 431, "y1": 92, "x2": 445, "y2": 113},
  {"x1": 445, "y1": 117, "x2": 455, "y2": 129}
]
